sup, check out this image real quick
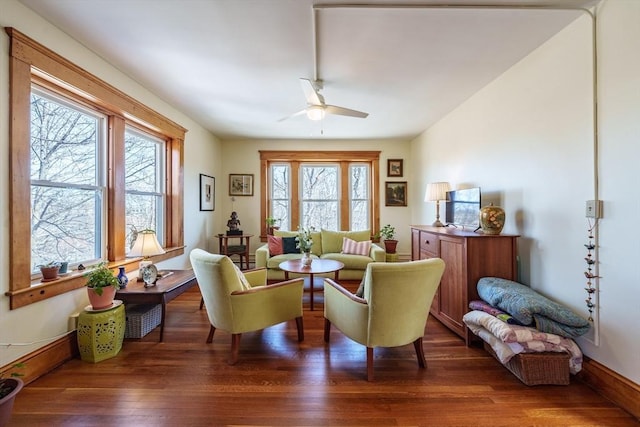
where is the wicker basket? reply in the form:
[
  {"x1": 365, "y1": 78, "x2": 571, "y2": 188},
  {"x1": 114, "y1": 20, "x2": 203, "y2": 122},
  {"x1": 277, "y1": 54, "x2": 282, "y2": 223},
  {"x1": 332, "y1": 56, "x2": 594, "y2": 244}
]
[
  {"x1": 484, "y1": 342, "x2": 570, "y2": 386},
  {"x1": 125, "y1": 304, "x2": 161, "y2": 338}
]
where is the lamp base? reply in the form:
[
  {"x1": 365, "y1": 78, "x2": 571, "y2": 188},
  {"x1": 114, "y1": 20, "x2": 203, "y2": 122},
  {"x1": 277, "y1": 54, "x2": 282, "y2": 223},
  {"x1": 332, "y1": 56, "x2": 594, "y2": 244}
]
[{"x1": 432, "y1": 219, "x2": 445, "y2": 227}]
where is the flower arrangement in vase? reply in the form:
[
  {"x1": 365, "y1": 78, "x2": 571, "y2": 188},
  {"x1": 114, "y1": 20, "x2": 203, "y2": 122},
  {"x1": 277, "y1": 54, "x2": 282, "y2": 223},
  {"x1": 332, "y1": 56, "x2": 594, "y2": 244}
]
[{"x1": 296, "y1": 226, "x2": 315, "y2": 266}]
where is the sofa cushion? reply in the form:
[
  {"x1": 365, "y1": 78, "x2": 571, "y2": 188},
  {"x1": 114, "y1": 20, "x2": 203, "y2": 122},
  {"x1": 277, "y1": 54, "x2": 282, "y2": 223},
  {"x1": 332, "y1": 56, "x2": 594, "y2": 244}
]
[
  {"x1": 342, "y1": 237, "x2": 372, "y2": 256},
  {"x1": 321, "y1": 229, "x2": 371, "y2": 254},
  {"x1": 268, "y1": 235, "x2": 283, "y2": 256},
  {"x1": 266, "y1": 253, "x2": 318, "y2": 269},
  {"x1": 274, "y1": 230, "x2": 322, "y2": 255},
  {"x1": 320, "y1": 253, "x2": 374, "y2": 270}
]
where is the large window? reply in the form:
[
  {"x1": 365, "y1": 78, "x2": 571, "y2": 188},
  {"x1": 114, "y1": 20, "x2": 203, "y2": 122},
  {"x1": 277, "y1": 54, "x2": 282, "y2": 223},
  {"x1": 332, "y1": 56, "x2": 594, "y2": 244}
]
[
  {"x1": 125, "y1": 128, "x2": 165, "y2": 251},
  {"x1": 260, "y1": 151, "x2": 380, "y2": 237},
  {"x1": 7, "y1": 28, "x2": 186, "y2": 309},
  {"x1": 30, "y1": 87, "x2": 107, "y2": 271}
]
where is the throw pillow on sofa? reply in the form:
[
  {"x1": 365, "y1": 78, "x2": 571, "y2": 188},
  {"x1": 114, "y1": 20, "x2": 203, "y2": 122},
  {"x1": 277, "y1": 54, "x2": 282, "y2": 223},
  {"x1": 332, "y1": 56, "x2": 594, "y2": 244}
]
[
  {"x1": 342, "y1": 237, "x2": 371, "y2": 256},
  {"x1": 268, "y1": 235, "x2": 299, "y2": 255}
]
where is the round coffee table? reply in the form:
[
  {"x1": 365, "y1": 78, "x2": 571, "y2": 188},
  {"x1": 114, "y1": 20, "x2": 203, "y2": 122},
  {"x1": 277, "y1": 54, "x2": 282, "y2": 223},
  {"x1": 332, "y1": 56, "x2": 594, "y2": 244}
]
[{"x1": 279, "y1": 259, "x2": 344, "y2": 311}]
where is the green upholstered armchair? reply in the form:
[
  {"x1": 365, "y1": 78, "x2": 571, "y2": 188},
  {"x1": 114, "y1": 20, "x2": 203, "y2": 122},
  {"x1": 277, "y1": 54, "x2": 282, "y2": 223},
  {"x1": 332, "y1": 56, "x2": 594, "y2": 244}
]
[
  {"x1": 323, "y1": 258, "x2": 445, "y2": 381},
  {"x1": 190, "y1": 249, "x2": 305, "y2": 365}
]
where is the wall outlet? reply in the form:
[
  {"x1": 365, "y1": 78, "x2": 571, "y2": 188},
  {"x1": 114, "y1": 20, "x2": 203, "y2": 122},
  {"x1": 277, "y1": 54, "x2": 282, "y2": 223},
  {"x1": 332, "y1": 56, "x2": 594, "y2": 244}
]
[{"x1": 586, "y1": 200, "x2": 603, "y2": 218}]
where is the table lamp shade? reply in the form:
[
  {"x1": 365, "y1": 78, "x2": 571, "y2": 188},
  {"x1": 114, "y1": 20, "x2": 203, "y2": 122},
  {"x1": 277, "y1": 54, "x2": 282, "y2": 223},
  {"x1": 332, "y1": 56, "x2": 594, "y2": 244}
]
[
  {"x1": 425, "y1": 182, "x2": 451, "y2": 202},
  {"x1": 128, "y1": 230, "x2": 165, "y2": 258}
]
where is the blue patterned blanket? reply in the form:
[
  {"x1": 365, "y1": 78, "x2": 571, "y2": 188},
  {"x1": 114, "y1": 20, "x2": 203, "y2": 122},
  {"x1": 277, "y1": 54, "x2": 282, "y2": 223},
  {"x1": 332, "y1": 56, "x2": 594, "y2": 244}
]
[{"x1": 477, "y1": 277, "x2": 590, "y2": 338}]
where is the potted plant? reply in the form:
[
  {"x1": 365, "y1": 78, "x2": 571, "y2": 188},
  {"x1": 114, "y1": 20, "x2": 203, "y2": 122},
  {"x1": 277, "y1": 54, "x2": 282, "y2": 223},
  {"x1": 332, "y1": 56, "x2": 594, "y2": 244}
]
[
  {"x1": 265, "y1": 217, "x2": 280, "y2": 235},
  {"x1": 0, "y1": 363, "x2": 24, "y2": 426},
  {"x1": 84, "y1": 263, "x2": 120, "y2": 310},
  {"x1": 377, "y1": 224, "x2": 398, "y2": 254},
  {"x1": 38, "y1": 261, "x2": 61, "y2": 281}
]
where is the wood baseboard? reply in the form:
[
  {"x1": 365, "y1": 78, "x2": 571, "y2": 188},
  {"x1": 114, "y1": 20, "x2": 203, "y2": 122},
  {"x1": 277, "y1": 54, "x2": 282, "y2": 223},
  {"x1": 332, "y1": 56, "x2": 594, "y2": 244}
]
[
  {"x1": 0, "y1": 331, "x2": 78, "y2": 385},
  {"x1": 578, "y1": 356, "x2": 640, "y2": 420}
]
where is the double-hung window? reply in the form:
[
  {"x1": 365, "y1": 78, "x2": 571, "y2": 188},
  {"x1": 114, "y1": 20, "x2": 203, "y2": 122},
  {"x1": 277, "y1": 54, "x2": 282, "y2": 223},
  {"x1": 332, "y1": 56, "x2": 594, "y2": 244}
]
[
  {"x1": 30, "y1": 87, "x2": 108, "y2": 270},
  {"x1": 124, "y1": 128, "x2": 165, "y2": 251},
  {"x1": 260, "y1": 151, "x2": 380, "y2": 236}
]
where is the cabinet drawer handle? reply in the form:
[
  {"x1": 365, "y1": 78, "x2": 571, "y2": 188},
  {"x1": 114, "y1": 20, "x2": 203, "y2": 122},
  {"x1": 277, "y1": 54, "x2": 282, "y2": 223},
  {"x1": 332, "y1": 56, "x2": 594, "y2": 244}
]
[{"x1": 424, "y1": 240, "x2": 430, "y2": 245}]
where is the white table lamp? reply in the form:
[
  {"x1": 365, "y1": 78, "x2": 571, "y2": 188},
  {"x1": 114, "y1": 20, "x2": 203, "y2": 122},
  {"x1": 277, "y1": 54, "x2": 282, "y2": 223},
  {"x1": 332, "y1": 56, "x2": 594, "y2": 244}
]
[{"x1": 425, "y1": 182, "x2": 451, "y2": 227}]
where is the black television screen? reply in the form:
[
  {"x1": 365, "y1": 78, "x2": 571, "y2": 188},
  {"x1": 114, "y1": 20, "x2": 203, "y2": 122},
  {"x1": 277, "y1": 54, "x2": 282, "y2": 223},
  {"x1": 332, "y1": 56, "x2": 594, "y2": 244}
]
[{"x1": 445, "y1": 187, "x2": 481, "y2": 228}]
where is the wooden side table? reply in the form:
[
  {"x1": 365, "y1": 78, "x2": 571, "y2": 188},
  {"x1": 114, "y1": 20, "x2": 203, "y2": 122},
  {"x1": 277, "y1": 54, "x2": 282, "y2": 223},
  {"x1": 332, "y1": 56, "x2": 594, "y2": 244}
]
[
  {"x1": 77, "y1": 301, "x2": 125, "y2": 363},
  {"x1": 217, "y1": 234, "x2": 253, "y2": 270}
]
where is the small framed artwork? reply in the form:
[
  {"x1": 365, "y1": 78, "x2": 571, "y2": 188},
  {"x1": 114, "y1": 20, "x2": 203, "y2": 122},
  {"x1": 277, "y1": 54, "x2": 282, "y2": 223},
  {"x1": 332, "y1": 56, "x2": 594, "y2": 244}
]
[
  {"x1": 385, "y1": 181, "x2": 408, "y2": 207},
  {"x1": 229, "y1": 174, "x2": 254, "y2": 196},
  {"x1": 387, "y1": 159, "x2": 403, "y2": 177},
  {"x1": 199, "y1": 174, "x2": 215, "y2": 211}
]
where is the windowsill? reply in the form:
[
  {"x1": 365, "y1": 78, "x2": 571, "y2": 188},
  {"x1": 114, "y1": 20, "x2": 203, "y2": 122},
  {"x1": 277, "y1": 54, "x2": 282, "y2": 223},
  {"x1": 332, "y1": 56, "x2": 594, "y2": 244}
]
[{"x1": 6, "y1": 246, "x2": 185, "y2": 309}]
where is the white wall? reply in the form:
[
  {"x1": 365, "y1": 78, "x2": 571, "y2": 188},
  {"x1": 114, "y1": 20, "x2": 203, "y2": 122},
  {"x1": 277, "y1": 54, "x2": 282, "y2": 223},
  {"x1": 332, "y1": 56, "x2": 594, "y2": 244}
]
[
  {"x1": 0, "y1": 0, "x2": 222, "y2": 365},
  {"x1": 410, "y1": 0, "x2": 640, "y2": 384},
  {"x1": 219, "y1": 139, "x2": 412, "y2": 254}
]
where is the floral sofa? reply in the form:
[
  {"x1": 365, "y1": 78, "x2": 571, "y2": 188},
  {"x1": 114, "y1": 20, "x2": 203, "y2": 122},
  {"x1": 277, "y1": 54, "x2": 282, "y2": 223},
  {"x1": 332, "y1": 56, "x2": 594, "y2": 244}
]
[{"x1": 255, "y1": 229, "x2": 386, "y2": 281}]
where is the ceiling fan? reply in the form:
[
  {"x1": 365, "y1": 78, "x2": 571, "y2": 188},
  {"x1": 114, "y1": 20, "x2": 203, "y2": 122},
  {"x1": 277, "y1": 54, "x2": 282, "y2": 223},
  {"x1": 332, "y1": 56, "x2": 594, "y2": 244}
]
[{"x1": 279, "y1": 78, "x2": 369, "y2": 122}]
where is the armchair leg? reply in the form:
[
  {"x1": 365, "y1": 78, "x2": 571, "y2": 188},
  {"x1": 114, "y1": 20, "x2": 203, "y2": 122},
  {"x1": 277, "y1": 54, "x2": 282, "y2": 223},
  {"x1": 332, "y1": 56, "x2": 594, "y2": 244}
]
[
  {"x1": 367, "y1": 347, "x2": 374, "y2": 381},
  {"x1": 413, "y1": 337, "x2": 427, "y2": 369},
  {"x1": 200, "y1": 297, "x2": 204, "y2": 310},
  {"x1": 324, "y1": 318, "x2": 331, "y2": 343},
  {"x1": 296, "y1": 316, "x2": 304, "y2": 341},
  {"x1": 206, "y1": 325, "x2": 216, "y2": 343},
  {"x1": 229, "y1": 333, "x2": 241, "y2": 365}
]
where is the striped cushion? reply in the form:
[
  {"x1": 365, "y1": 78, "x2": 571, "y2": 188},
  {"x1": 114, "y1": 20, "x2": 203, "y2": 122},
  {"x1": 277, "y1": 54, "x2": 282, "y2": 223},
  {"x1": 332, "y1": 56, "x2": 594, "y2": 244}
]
[{"x1": 341, "y1": 237, "x2": 371, "y2": 256}]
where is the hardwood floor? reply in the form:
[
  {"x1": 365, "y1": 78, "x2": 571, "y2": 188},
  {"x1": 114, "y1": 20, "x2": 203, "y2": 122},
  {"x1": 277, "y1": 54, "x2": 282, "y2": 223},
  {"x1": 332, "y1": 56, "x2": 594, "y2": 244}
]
[{"x1": 8, "y1": 285, "x2": 639, "y2": 426}]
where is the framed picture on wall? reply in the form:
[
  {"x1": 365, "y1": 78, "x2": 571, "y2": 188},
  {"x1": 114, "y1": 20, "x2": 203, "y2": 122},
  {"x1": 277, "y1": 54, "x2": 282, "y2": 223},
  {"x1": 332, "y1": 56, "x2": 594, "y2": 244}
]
[
  {"x1": 385, "y1": 181, "x2": 408, "y2": 207},
  {"x1": 387, "y1": 159, "x2": 403, "y2": 177},
  {"x1": 199, "y1": 174, "x2": 215, "y2": 211},
  {"x1": 229, "y1": 174, "x2": 254, "y2": 196}
]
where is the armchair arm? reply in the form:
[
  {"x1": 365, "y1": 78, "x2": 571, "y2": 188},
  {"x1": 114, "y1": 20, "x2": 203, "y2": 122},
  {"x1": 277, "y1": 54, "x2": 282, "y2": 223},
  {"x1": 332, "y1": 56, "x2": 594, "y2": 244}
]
[
  {"x1": 323, "y1": 278, "x2": 369, "y2": 345},
  {"x1": 370, "y1": 243, "x2": 386, "y2": 262},
  {"x1": 255, "y1": 244, "x2": 270, "y2": 268},
  {"x1": 242, "y1": 267, "x2": 267, "y2": 287},
  {"x1": 324, "y1": 278, "x2": 366, "y2": 304},
  {"x1": 229, "y1": 278, "x2": 304, "y2": 333}
]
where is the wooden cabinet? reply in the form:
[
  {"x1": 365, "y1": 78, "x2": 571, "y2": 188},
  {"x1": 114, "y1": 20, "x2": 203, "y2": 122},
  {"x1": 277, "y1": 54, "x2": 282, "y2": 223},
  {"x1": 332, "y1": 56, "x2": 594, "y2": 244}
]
[{"x1": 411, "y1": 225, "x2": 518, "y2": 344}]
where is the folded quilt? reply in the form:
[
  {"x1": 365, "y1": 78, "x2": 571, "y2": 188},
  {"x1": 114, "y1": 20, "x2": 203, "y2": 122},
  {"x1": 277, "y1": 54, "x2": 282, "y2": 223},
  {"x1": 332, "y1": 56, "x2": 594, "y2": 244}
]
[
  {"x1": 477, "y1": 277, "x2": 590, "y2": 338},
  {"x1": 469, "y1": 300, "x2": 525, "y2": 325},
  {"x1": 463, "y1": 310, "x2": 583, "y2": 374}
]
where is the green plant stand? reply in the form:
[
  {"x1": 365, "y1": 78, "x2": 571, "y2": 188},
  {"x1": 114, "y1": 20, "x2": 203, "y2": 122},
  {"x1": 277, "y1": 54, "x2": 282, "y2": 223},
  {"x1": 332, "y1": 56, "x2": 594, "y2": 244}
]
[{"x1": 77, "y1": 302, "x2": 125, "y2": 363}]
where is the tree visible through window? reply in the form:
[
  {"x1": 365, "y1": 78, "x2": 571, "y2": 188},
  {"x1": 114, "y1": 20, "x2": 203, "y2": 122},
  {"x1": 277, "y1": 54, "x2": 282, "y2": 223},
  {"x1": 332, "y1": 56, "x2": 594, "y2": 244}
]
[
  {"x1": 260, "y1": 151, "x2": 380, "y2": 236},
  {"x1": 30, "y1": 87, "x2": 105, "y2": 271},
  {"x1": 125, "y1": 128, "x2": 165, "y2": 251}
]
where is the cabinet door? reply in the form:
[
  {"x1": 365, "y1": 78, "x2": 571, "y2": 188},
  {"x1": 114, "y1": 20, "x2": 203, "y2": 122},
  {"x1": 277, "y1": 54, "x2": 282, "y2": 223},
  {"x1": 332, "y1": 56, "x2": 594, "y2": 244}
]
[{"x1": 437, "y1": 237, "x2": 466, "y2": 335}]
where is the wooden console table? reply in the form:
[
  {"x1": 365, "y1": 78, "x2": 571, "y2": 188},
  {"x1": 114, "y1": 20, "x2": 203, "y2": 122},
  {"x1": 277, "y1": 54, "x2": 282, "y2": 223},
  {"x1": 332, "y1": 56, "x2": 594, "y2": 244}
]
[{"x1": 116, "y1": 269, "x2": 197, "y2": 342}]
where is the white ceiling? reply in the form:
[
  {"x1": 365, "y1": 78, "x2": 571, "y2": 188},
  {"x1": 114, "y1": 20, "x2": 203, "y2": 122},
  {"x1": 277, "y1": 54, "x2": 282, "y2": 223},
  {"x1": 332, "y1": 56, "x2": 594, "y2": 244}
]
[{"x1": 19, "y1": 0, "x2": 597, "y2": 141}]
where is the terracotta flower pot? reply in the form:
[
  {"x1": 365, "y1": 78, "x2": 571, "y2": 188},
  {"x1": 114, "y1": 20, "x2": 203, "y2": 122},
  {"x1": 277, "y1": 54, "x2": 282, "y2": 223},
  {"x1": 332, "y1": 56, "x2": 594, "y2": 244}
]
[
  {"x1": 40, "y1": 266, "x2": 60, "y2": 281},
  {"x1": 87, "y1": 286, "x2": 117, "y2": 310},
  {"x1": 0, "y1": 377, "x2": 24, "y2": 427},
  {"x1": 383, "y1": 239, "x2": 398, "y2": 254}
]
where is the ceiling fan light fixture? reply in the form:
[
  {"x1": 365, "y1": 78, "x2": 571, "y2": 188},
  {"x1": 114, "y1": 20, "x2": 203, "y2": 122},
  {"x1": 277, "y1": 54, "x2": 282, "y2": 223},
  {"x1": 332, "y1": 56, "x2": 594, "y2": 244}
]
[{"x1": 306, "y1": 105, "x2": 325, "y2": 121}]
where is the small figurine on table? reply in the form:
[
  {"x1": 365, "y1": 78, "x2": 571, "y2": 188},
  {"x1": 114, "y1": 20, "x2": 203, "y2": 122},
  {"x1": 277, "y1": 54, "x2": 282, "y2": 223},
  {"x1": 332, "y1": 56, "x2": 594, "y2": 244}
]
[{"x1": 227, "y1": 211, "x2": 242, "y2": 235}]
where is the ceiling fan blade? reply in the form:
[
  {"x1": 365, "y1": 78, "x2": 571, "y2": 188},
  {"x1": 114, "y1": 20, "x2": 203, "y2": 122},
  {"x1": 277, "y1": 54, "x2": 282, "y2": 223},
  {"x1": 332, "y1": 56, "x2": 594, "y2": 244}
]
[
  {"x1": 325, "y1": 105, "x2": 369, "y2": 118},
  {"x1": 299, "y1": 78, "x2": 323, "y2": 105},
  {"x1": 278, "y1": 109, "x2": 308, "y2": 122}
]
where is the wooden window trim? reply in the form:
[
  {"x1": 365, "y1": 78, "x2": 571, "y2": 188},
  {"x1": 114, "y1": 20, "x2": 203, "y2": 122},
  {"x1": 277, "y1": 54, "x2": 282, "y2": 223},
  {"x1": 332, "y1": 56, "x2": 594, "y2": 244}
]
[
  {"x1": 259, "y1": 150, "x2": 380, "y2": 239},
  {"x1": 5, "y1": 28, "x2": 187, "y2": 309}
]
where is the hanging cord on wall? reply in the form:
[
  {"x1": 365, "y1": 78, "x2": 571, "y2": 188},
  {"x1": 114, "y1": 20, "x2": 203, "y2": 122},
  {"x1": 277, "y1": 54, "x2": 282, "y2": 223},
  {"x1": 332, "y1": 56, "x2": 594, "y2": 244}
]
[{"x1": 584, "y1": 218, "x2": 600, "y2": 322}]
